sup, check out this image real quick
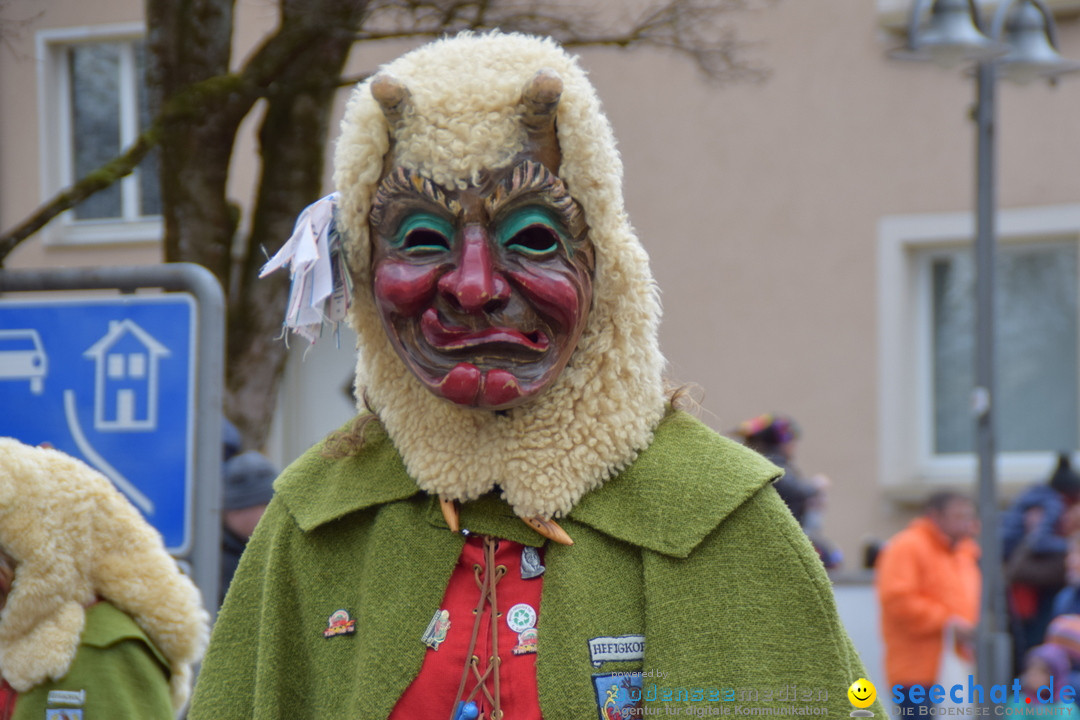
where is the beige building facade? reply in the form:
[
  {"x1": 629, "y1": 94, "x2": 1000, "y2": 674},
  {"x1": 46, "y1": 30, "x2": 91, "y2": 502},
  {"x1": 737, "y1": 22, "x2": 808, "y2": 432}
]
[{"x1": 3, "y1": 0, "x2": 1080, "y2": 574}]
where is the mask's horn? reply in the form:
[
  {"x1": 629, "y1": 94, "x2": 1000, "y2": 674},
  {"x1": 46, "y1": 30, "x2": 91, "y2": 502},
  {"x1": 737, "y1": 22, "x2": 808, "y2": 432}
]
[
  {"x1": 371, "y1": 72, "x2": 412, "y2": 126},
  {"x1": 521, "y1": 68, "x2": 562, "y2": 133},
  {"x1": 521, "y1": 68, "x2": 563, "y2": 172}
]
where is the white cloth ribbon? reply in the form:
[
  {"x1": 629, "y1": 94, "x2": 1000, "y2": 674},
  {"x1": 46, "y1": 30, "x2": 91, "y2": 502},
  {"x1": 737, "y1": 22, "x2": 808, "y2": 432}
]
[{"x1": 259, "y1": 192, "x2": 352, "y2": 344}]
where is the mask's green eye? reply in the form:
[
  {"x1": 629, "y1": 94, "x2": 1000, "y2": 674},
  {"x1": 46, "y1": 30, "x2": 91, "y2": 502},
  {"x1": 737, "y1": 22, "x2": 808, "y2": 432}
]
[
  {"x1": 403, "y1": 229, "x2": 450, "y2": 254},
  {"x1": 395, "y1": 213, "x2": 453, "y2": 255},
  {"x1": 499, "y1": 208, "x2": 562, "y2": 256},
  {"x1": 508, "y1": 226, "x2": 559, "y2": 255}
]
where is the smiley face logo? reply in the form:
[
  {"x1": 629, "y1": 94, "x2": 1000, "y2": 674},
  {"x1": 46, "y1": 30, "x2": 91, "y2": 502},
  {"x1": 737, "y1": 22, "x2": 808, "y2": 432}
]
[{"x1": 847, "y1": 678, "x2": 876, "y2": 709}]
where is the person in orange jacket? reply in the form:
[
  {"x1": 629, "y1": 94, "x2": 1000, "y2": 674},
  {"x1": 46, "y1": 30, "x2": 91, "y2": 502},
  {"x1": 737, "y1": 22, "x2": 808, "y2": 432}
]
[{"x1": 875, "y1": 492, "x2": 980, "y2": 716}]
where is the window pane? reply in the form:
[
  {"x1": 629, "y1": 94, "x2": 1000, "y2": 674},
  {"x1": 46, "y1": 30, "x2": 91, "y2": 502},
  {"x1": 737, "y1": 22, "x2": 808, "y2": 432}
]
[
  {"x1": 932, "y1": 257, "x2": 973, "y2": 453},
  {"x1": 134, "y1": 42, "x2": 162, "y2": 216},
  {"x1": 932, "y1": 242, "x2": 1079, "y2": 453},
  {"x1": 129, "y1": 353, "x2": 146, "y2": 378},
  {"x1": 107, "y1": 353, "x2": 125, "y2": 378},
  {"x1": 70, "y1": 43, "x2": 123, "y2": 220}
]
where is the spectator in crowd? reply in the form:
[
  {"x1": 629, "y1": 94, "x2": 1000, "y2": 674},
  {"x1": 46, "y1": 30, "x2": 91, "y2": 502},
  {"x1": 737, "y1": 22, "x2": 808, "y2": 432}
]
[
  {"x1": 1051, "y1": 534, "x2": 1080, "y2": 619},
  {"x1": 220, "y1": 449, "x2": 278, "y2": 604},
  {"x1": 733, "y1": 413, "x2": 841, "y2": 569},
  {"x1": 876, "y1": 492, "x2": 980, "y2": 716},
  {"x1": 1003, "y1": 453, "x2": 1080, "y2": 669},
  {"x1": 1045, "y1": 614, "x2": 1080, "y2": 690},
  {"x1": 1009, "y1": 643, "x2": 1075, "y2": 710},
  {"x1": 0, "y1": 438, "x2": 208, "y2": 719}
]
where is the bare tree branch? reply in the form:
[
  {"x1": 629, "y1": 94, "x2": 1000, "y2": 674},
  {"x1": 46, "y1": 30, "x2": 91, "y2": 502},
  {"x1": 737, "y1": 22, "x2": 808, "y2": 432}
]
[
  {"x1": 0, "y1": 132, "x2": 157, "y2": 262},
  {"x1": 0, "y1": 1, "x2": 43, "y2": 58},
  {"x1": 0, "y1": 73, "x2": 245, "y2": 264},
  {"x1": 357, "y1": 0, "x2": 775, "y2": 83}
]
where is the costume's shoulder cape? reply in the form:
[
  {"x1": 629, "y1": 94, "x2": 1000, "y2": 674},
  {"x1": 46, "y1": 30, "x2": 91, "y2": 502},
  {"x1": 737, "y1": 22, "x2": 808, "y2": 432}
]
[{"x1": 275, "y1": 410, "x2": 782, "y2": 557}]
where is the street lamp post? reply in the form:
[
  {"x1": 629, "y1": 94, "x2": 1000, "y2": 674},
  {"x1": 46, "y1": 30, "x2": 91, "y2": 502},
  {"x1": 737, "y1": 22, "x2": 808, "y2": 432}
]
[
  {"x1": 894, "y1": 0, "x2": 1080, "y2": 690},
  {"x1": 972, "y1": 54, "x2": 1005, "y2": 689}
]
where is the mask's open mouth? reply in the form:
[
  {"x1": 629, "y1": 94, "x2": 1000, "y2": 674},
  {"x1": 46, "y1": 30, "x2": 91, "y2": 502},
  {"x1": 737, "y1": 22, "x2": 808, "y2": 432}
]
[{"x1": 421, "y1": 309, "x2": 549, "y2": 353}]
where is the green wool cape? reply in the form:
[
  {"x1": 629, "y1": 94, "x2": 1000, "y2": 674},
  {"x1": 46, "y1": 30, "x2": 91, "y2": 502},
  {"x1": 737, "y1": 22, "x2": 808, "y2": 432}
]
[
  {"x1": 11, "y1": 602, "x2": 173, "y2": 720},
  {"x1": 189, "y1": 411, "x2": 880, "y2": 719}
]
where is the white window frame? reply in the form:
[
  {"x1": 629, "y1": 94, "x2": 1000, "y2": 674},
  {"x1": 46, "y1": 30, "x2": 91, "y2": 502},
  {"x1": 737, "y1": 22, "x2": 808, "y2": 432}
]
[
  {"x1": 36, "y1": 24, "x2": 162, "y2": 246},
  {"x1": 878, "y1": 204, "x2": 1080, "y2": 489}
]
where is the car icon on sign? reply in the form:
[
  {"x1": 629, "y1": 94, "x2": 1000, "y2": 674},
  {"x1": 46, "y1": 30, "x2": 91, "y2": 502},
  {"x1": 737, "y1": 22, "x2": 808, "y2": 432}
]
[{"x1": 0, "y1": 329, "x2": 48, "y2": 394}]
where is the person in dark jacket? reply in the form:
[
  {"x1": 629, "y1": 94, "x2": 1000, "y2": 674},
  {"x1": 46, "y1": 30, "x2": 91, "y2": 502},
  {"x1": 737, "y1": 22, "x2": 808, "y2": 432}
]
[
  {"x1": 1002, "y1": 453, "x2": 1080, "y2": 671},
  {"x1": 733, "y1": 413, "x2": 842, "y2": 569},
  {"x1": 220, "y1": 449, "x2": 277, "y2": 604}
]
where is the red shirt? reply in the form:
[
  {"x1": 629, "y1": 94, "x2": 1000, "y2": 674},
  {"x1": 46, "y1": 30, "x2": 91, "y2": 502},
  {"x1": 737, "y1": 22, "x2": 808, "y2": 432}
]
[
  {"x1": 0, "y1": 680, "x2": 15, "y2": 720},
  {"x1": 390, "y1": 536, "x2": 544, "y2": 719}
]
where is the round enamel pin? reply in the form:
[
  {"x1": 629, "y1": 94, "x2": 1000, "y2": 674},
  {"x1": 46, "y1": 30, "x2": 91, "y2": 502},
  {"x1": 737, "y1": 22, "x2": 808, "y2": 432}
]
[{"x1": 506, "y1": 602, "x2": 537, "y2": 633}]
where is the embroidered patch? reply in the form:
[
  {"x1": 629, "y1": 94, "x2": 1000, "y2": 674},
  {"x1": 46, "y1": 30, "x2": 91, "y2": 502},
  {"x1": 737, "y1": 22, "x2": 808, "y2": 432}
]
[
  {"x1": 421, "y1": 608, "x2": 451, "y2": 650},
  {"x1": 45, "y1": 710, "x2": 83, "y2": 720},
  {"x1": 521, "y1": 546, "x2": 545, "y2": 579},
  {"x1": 592, "y1": 672, "x2": 644, "y2": 720},
  {"x1": 46, "y1": 690, "x2": 85, "y2": 707},
  {"x1": 506, "y1": 602, "x2": 538, "y2": 633},
  {"x1": 513, "y1": 627, "x2": 539, "y2": 655},
  {"x1": 587, "y1": 635, "x2": 645, "y2": 668},
  {"x1": 323, "y1": 609, "x2": 356, "y2": 638}
]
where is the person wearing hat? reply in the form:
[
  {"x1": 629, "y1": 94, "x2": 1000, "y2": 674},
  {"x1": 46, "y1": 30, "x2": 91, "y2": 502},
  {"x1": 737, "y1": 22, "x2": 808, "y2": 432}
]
[
  {"x1": 733, "y1": 414, "x2": 809, "y2": 517},
  {"x1": 0, "y1": 438, "x2": 208, "y2": 719},
  {"x1": 191, "y1": 32, "x2": 877, "y2": 720},
  {"x1": 734, "y1": 413, "x2": 841, "y2": 569},
  {"x1": 1010, "y1": 643, "x2": 1075, "y2": 709},
  {"x1": 220, "y1": 450, "x2": 278, "y2": 605},
  {"x1": 1002, "y1": 453, "x2": 1080, "y2": 670},
  {"x1": 1045, "y1": 614, "x2": 1080, "y2": 691}
]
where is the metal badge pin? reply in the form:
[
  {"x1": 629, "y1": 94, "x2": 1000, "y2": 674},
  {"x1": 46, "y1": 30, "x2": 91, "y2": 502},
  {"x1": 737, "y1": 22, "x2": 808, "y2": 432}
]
[{"x1": 521, "y1": 545, "x2": 545, "y2": 579}]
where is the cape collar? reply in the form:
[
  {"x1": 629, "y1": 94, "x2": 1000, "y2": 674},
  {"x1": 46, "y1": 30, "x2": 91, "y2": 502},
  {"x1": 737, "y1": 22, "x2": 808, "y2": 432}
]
[{"x1": 276, "y1": 411, "x2": 781, "y2": 558}]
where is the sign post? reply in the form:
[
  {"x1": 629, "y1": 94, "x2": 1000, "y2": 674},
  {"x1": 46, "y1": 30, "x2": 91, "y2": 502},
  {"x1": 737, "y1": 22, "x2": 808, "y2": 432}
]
[{"x1": 0, "y1": 264, "x2": 224, "y2": 615}]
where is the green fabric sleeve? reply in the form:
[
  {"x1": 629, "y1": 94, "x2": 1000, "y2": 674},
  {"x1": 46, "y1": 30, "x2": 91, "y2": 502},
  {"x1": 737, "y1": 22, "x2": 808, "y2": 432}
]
[{"x1": 12, "y1": 604, "x2": 172, "y2": 720}]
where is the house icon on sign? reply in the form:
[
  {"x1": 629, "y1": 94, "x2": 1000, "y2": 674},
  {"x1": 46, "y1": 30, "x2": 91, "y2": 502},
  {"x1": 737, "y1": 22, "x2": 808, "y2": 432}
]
[{"x1": 84, "y1": 320, "x2": 171, "y2": 431}]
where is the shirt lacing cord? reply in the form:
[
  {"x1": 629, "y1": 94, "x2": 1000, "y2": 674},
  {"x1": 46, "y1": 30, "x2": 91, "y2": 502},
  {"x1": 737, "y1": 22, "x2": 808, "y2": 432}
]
[{"x1": 450, "y1": 535, "x2": 507, "y2": 720}]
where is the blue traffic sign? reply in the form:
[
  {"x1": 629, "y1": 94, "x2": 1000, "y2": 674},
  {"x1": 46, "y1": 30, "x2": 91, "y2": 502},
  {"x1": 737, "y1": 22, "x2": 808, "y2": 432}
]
[{"x1": 0, "y1": 295, "x2": 196, "y2": 552}]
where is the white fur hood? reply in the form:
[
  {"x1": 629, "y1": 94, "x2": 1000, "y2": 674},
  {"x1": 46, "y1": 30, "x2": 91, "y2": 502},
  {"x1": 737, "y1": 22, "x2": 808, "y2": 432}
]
[
  {"x1": 333, "y1": 32, "x2": 667, "y2": 519},
  {"x1": 0, "y1": 438, "x2": 209, "y2": 710}
]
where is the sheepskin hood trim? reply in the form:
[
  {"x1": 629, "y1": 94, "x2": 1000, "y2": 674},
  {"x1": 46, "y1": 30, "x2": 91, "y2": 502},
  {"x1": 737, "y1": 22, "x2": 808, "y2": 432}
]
[
  {"x1": 0, "y1": 439, "x2": 209, "y2": 710},
  {"x1": 333, "y1": 32, "x2": 667, "y2": 518}
]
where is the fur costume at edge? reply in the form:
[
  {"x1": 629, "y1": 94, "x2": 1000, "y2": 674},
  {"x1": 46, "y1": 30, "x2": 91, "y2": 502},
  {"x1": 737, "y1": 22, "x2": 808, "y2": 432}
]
[
  {"x1": 0, "y1": 438, "x2": 209, "y2": 719},
  {"x1": 190, "y1": 32, "x2": 879, "y2": 720}
]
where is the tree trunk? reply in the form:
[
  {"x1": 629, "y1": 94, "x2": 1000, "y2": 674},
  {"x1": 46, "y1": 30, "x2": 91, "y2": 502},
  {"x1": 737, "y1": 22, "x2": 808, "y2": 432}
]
[
  {"x1": 147, "y1": 0, "x2": 241, "y2": 289},
  {"x1": 226, "y1": 1, "x2": 370, "y2": 448}
]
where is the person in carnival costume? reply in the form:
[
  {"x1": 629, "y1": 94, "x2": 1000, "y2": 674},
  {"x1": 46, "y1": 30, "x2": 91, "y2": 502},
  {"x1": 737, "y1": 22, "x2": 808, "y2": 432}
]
[
  {"x1": 0, "y1": 439, "x2": 208, "y2": 720},
  {"x1": 190, "y1": 31, "x2": 877, "y2": 720}
]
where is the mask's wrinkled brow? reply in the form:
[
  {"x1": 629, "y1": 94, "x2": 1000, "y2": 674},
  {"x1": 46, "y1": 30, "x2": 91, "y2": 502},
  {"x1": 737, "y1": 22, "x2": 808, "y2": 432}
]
[
  {"x1": 486, "y1": 161, "x2": 586, "y2": 241},
  {"x1": 369, "y1": 161, "x2": 587, "y2": 243},
  {"x1": 369, "y1": 167, "x2": 461, "y2": 229}
]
